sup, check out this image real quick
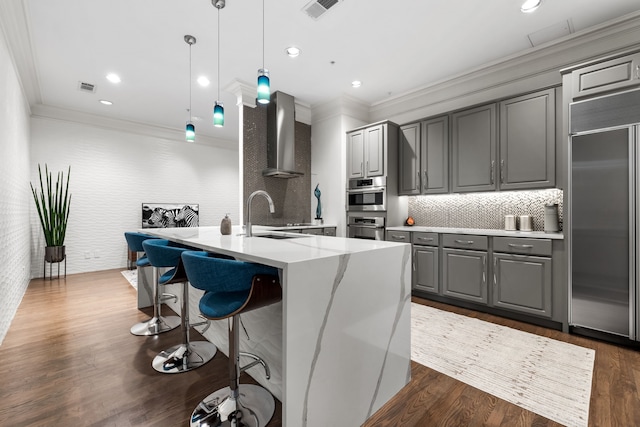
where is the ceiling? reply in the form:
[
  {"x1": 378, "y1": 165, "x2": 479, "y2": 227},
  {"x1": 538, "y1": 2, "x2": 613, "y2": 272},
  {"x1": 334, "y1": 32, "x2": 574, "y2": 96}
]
[{"x1": 10, "y1": 0, "x2": 640, "y2": 142}]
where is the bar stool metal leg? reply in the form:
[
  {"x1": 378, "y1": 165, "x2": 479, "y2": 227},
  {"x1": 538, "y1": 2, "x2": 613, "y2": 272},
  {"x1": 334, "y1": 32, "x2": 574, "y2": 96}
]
[
  {"x1": 130, "y1": 266, "x2": 181, "y2": 336},
  {"x1": 190, "y1": 314, "x2": 275, "y2": 427},
  {"x1": 152, "y1": 280, "x2": 217, "y2": 373}
]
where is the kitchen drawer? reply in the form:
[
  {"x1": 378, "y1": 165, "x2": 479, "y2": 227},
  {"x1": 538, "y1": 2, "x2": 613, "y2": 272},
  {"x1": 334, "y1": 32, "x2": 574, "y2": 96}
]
[
  {"x1": 323, "y1": 227, "x2": 336, "y2": 236},
  {"x1": 386, "y1": 230, "x2": 411, "y2": 243},
  {"x1": 494, "y1": 237, "x2": 551, "y2": 256},
  {"x1": 443, "y1": 234, "x2": 488, "y2": 251},
  {"x1": 412, "y1": 232, "x2": 439, "y2": 246}
]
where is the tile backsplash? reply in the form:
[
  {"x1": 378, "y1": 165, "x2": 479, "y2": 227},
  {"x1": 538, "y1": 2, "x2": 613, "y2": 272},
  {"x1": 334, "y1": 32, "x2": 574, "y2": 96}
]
[{"x1": 408, "y1": 189, "x2": 563, "y2": 231}]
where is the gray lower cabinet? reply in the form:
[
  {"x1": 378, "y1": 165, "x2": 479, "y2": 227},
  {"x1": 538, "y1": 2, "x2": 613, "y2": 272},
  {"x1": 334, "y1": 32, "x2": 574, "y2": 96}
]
[
  {"x1": 442, "y1": 248, "x2": 488, "y2": 304},
  {"x1": 452, "y1": 104, "x2": 497, "y2": 193},
  {"x1": 413, "y1": 232, "x2": 439, "y2": 294},
  {"x1": 492, "y1": 253, "x2": 552, "y2": 318},
  {"x1": 499, "y1": 89, "x2": 555, "y2": 190}
]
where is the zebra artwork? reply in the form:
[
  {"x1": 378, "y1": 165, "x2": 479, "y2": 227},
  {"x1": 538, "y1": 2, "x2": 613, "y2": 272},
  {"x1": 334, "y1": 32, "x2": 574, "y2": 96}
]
[
  {"x1": 142, "y1": 203, "x2": 199, "y2": 228},
  {"x1": 175, "y1": 205, "x2": 199, "y2": 227}
]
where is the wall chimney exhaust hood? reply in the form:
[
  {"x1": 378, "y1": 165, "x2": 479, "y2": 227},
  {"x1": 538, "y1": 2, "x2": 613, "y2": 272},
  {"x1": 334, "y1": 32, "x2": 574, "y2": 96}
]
[{"x1": 262, "y1": 91, "x2": 303, "y2": 178}]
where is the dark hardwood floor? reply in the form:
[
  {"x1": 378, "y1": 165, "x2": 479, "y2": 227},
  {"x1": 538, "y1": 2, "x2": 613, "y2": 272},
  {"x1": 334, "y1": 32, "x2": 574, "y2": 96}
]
[{"x1": 1, "y1": 269, "x2": 639, "y2": 426}]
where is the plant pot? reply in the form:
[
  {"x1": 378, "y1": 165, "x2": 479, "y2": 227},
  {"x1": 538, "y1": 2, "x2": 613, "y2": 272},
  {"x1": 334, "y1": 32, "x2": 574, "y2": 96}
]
[{"x1": 45, "y1": 245, "x2": 65, "y2": 263}]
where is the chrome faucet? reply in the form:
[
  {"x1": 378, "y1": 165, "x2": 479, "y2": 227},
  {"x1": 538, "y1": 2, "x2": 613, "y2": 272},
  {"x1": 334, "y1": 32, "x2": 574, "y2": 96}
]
[{"x1": 245, "y1": 190, "x2": 275, "y2": 237}]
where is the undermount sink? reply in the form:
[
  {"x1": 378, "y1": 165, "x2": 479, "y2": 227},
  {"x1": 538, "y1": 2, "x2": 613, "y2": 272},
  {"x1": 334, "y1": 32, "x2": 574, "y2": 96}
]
[{"x1": 255, "y1": 233, "x2": 308, "y2": 240}]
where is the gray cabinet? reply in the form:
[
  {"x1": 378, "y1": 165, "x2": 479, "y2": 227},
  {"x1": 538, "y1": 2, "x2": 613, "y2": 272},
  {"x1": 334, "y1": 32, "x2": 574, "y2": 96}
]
[
  {"x1": 413, "y1": 232, "x2": 439, "y2": 294},
  {"x1": 452, "y1": 104, "x2": 497, "y2": 193},
  {"x1": 442, "y1": 233, "x2": 488, "y2": 303},
  {"x1": 492, "y1": 237, "x2": 552, "y2": 318},
  {"x1": 398, "y1": 123, "x2": 420, "y2": 195},
  {"x1": 399, "y1": 117, "x2": 449, "y2": 196},
  {"x1": 347, "y1": 123, "x2": 386, "y2": 179},
  {"x1": 443, "y1": 248, "x2": 488, "y2": 304},
  {"x1": 323, "y1": 227, "x2": 336, "y2": 236},
  {"x1": 386, "y1": 230, "x2": 411, "y2": 243},
  {"x1": 571, "y1": 52, "x2": 640, "y2": 99},
  {"x1": 499, "y1": 89, "x2": 555, "y2": 190}
]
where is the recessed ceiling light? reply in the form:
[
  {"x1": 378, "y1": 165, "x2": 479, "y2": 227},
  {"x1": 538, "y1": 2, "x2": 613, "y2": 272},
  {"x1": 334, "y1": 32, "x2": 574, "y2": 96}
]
[
  {"x1": 352, "y1": 80, "x2": 362, "y2": 88},
  {"x1": 197, "y1": 76, "x2": 210, "y2": 87},
  {"x1": 99, "y1": 99, "x2": 113, "y2": 105},
  {"x1": 285, "y1": 46, "x2": 301, "y2": 58},
  {"x1": 106, "y1": 73, "x2": 121, "y2": 83},
  {"x1": 521, "y1": 0, "x2": 542, "y2": 13}
]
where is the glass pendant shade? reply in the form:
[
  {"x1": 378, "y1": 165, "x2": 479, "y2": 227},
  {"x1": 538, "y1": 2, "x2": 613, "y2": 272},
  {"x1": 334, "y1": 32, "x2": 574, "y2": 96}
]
[
  {"x1": 257, "y1": 69, "x2": 270, "y2": 104},
  {"x1": 185, "y1": 122, "x2": 195, "y2": 142},
  {"x1": 213, "y1": 102, "x2": 224, "y2": 127}
]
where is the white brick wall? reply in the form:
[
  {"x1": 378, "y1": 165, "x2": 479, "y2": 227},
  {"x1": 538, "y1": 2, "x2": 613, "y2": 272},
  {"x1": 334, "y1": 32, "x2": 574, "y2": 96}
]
[
  {"x1": 29, "y1": 117, "x2": 240, "y2": 277},
  {"x1": 0, "y1": 26, "x2": 32, "y2": 345}
]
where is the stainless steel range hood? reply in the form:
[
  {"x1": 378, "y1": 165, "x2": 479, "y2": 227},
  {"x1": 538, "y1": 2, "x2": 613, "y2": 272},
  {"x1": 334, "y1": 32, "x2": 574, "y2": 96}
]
[{"x1": 262, "y1": 91, "x2": 303, "y2": 178}]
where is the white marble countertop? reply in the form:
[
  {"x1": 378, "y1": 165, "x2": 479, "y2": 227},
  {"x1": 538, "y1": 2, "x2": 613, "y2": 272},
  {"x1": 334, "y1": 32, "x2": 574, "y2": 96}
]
[
  {"x1": 142, "y1": 225, "x2": 405, "y2": 269},
  {"x1": 386, "y1": 225, "x2": 564, "y2": 240}
]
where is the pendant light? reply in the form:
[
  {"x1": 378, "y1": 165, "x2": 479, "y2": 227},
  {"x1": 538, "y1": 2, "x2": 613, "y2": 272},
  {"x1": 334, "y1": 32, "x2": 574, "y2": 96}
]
[
  {"x1": 257, "y1": 0, "x2": 270, "y2": 104},
  {"x1": 213, "y1": 0, "x2": 225, "y2": 127},
  {"x1": 184, "y1": 35, "x2": 196, "y2": 142}
]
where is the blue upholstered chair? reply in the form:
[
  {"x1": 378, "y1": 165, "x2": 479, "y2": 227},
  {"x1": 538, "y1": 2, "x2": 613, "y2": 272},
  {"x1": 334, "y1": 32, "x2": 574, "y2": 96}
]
[
  {"x1": 124, "y1": 231, "x2": 181, "y2": 337},
  {"x1": 140, "y1": 239, "x2": 218, "y2": 374},
  {"x1": 181, "y1": 251, "x2": 282, "y2": 427},
  {"x1": 124, "y1": 232, "x2": 154, "y2": 268}
]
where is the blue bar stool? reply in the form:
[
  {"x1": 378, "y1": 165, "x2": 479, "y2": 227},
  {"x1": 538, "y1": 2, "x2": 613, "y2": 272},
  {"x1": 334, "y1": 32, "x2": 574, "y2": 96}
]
[
  {"x1": 181, "y1": 251, "x2": 282, "y2": 427},
  {"x1": 141, "y1": 239, "x2": 218, "y2": 374},
  {"x1": 125, "y1": 232, "x2": 180, "y2": 336}
]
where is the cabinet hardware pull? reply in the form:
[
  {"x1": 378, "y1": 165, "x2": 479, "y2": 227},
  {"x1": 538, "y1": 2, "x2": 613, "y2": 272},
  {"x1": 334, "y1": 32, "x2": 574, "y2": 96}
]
[
  {"x1": 424, "y1": 171, "x2": 428, "y2": 191},
  {"x1": 392, "y1": 235, "x2": 406, "y2": 240},
  {"x1": 490, "y1": 161, "x2": 495, "y2": 185},
  {"x1": 418, "y1": 237, "x2": 434, "y2": 241},
  {"x1": 454, "y1": 239, "x2": 474, "y2": 244},
  {"x1": 500, "y1": 160, "x2": 505, "y2": 183},
  {"x1": 482, "y1": 256, "x2": 486, "y2": 284},
  {"x1": 636, "y1": 65, "x2": 640, "y2": 79},
  {"x1": 493, "y1": 258, "x2": 497, "y2": 287},
  {"x1": 360, "y1": 162, "x2": 363, "y2": 176},
  {"x1": 366, "y1": 161, "x2": 369, "y2": 175},
  {"x1": 508, "y1": 243, "x2": 534, "y2": 248},
  {"x1": 416, "y1": 171, "x2": 420, "y2": 190}
]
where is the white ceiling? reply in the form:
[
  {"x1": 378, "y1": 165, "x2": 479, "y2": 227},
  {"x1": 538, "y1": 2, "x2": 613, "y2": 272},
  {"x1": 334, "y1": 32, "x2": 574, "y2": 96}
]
[{"x1": 13, "y1": 0, "x2": 640, "y2": 142}]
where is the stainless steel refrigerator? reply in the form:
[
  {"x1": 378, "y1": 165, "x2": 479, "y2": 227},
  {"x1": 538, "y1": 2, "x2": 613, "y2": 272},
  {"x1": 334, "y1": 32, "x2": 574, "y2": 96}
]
[{"x1": 570, "y1": 88, "x2": 640, "y2": 343}]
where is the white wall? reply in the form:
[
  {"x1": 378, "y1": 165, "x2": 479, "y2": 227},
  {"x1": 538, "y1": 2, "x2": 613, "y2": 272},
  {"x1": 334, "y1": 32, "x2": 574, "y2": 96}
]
[
  {"x1": 0, "y1": 24, "x2": 32, "y2": 344},
  {"x1": 29, "y1": 116, "x2": 239, "y2": 277}
]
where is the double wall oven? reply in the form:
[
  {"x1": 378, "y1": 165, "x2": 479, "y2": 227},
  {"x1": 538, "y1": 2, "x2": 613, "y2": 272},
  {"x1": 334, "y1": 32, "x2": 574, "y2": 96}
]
[{"x1": 347, "y1": 177, "x2": 387, "y2": 240}]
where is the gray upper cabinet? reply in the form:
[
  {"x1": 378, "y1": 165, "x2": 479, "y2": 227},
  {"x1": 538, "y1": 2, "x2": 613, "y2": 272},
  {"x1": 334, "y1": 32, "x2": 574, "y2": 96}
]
[
  {"x1": 399, "y1": 123, "x2": 421, "y2": 195},
  {"x1": 452, "y1": 104, "x2": 497, "y2": 193},
  {"x1": 571, "y1": 52, "x2": 640, "y2": 100},
  {"x1": 398, "y1": 117, "x2": 449, "y2": 195},
  {"x1": 421, "y1": 116, "x2": 449, "y2": 194},
  {"x1": 498, "y1": 89, "x2": 556, "y2": 190},
  {"x1": 347, "y1": 124, "x2": 385, "y2": 179}
]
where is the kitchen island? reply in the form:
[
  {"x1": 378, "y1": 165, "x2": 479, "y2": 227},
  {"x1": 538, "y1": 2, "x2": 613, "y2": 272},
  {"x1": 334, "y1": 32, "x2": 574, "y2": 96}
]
[{"x1": 139, "y1": 226, "x2": 411, "y2": 427}]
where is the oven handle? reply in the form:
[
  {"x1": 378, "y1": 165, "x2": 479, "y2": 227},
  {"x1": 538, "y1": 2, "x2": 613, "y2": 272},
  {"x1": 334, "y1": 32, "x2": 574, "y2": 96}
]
[
  {"x1": 348, "y1": 224, "x2": 385, "y2": 229},
  {"x1": 347, "y1": 186, "x2": 386, "y2": 194}
]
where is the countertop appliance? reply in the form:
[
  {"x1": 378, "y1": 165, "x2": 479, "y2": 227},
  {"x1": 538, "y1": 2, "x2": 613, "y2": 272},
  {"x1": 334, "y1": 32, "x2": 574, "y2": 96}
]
[{"x1": 569, "y1": 87, "x2": 640, "y2": 344}]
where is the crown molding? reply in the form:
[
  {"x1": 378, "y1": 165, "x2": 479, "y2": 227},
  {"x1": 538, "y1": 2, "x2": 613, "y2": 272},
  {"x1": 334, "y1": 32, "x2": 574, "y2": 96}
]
[
  {"x1": 294, "y1": 99, "x2": 311, "y2": 125},
  {"x1": 311, "y1": 95, "x2": 370, "y2": 124},
  {"x1": 0, "y1": 0, "x2": 41, "y2": 108},
  {"x1": 370, "y1": 10, "x2": 640, "y2": 125},
  {"x1": 31, "y1": 104, "x2": 237, "y2": 150},
  {"x1": 225, "y1": 79, "x2": 257, "y2": 108}
]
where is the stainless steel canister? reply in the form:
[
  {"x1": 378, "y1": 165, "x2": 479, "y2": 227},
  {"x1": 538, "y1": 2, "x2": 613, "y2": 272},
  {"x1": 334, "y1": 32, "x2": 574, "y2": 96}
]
[
  {"x1": 544, "y1": 203, "x2": 559, "y2": 232},
  {"x1": 505, "y1": 215, "x2": 517, "y2": 231},
  {"x1": 519, "y1": 215, "x2": 533, "y2": 231}
]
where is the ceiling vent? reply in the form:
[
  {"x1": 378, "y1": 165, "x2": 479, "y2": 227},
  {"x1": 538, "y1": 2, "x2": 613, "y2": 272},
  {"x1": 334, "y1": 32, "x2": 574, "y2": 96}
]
[
  {"x1": 302, "y1": 0, "x2": 342, "y2": 20},
  {"x1": 78, "y1": 81, "x2": 96, "y2": 93}
]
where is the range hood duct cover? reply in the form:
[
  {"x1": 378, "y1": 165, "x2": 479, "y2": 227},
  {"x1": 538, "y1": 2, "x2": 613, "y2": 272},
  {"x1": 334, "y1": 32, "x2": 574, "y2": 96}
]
[{"x1": 262, "y1": 91, "x2": 303, "y2": 178}]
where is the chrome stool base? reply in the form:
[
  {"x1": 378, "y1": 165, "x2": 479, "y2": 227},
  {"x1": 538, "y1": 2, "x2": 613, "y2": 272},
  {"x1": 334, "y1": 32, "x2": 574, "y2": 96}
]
[
  {"x1": 152, "y1": 341, "x2": 217, "y2": 374},
  {"x1": 190, "y1": 384, "x2": 275, "y2": 427},
  {"x1": 130, "y1": 315, "x2": 181, "y2": 336}
]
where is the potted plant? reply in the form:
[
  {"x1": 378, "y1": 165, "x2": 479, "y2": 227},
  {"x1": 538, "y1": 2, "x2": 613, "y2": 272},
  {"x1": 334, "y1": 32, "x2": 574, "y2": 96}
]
[{"x1": 30, "y1": 164, "x2": 71, "y2": 263}]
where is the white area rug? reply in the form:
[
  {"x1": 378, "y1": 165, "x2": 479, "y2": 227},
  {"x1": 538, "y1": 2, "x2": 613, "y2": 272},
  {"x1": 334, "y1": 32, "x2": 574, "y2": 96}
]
[
  {"x1": 411, "y1": 303, "x2": 594, "y2": 427},
  {"x1": 121, "y1": 269, "x2": 137, "y2": 289}
]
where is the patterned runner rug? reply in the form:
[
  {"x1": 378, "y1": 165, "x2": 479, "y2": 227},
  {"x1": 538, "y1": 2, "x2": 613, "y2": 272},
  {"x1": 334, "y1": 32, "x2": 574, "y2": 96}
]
[
  {"x1": 121, "y1": 269, "x2": 137, "y2": 289},
  {"x1": 411, "y1": 303, "x2": 594, "y2": 427}
]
